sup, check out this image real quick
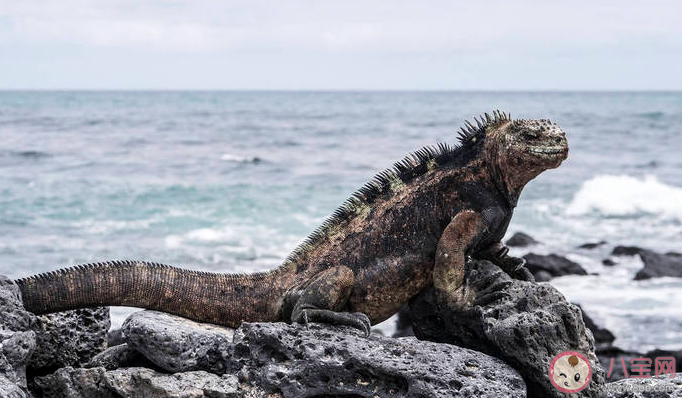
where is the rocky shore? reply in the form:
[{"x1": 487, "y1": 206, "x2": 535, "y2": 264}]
[{"x1": 2, "y1": 236, "x2": 681, "y2": 397}]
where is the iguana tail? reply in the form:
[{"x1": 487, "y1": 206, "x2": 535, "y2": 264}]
[{"x1": 15, "y1": 260, "x2": 290, "y2": 327}]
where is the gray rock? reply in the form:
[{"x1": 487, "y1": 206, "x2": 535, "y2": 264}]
[
  {"x1": 578, "y1": 241, "x2": 608, "y2": 250},
  {"x1": 597, "y1": 347, "x2": 644, "y2": 382},
  {"x1": 392, "y1": 305, "x2": 415, "y2": 337},
  {"x1": 506, "y1": 232, "x2": 539, "y2": 247},
  {"x1": 606, "y1": 374, "x2": 682, "y2": 397},
  {"x1": 34, "y1": 366, "x2": 244, "y2": 398},
  {"x1": 30, "y1": 307, "x2": 110, "y2": 373},
  {"x1": 634, "y1": 250, "x2": 682, "y2": 280},
  {"x1": 233, "y1": 321, "x2": 526, "y2": 398},
  {"x1": 575, "y1": 304, "x2": 615, "y2": 349},
  {"x1": 645, "y1": 349, "x2": 682, "y2": 375},
  {"x1": 599, "y1": 347, "x2": 682, "y2": 383},
  {"x1": 0, "y1": 276, "x2": 37, "y2": 332},
  {"x1": 406, "y1": 259, "x2": 606, "y2": 398},
  {"x1": 0, "y1": 329, "x2": 36, "y2": 392},
  {"x1": 523, "y1": 253, "x2": 588, "y2": 280},
  {"x1": 611, "y1": 246, "x2": 646, "y2": 256},
  {"x1": 0, "y1": 374, "x2": 30, "y2": 398},
  {"x1": 0, "y1": 276, "x2": 37, "y2": 397},
  {"x1": 84, "y1": 344, "x2": 156, "y2": 371},
  {"x1": 106, "y1": 328, "x2": 124, "y2": 347},
  {"x1": 122, "y1": 311, "x2": 234, "y2": 374},
  {"x1": 119, "y1": 309, "x2": 524, "y2": 397}
]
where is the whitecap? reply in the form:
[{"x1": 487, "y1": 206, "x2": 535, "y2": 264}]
[
  {"x1": 565, "y1": 175, "x2": 682, "y2": 220},
  {"x1": 220, "y1": 153, "x2": 262, "y2": 163}
]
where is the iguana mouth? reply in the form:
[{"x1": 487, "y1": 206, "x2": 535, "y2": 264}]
[{"x1": 527, "y1": 146, "x2": 567, "y2": 156}]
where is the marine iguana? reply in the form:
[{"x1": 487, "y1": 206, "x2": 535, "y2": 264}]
[{"x1": 15, "y1": 111, "x2": 568, "y2": 336}]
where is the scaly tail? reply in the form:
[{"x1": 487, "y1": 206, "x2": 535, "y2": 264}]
[{"x1": 15, "y1": 260, "x2": 289, "y2": 327}]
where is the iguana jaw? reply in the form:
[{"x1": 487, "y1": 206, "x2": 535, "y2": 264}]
[
  {"x1": 526, "y1": 145, "x2": 569, "y2": 165},
  {"x1": 526, "y1": 146, "x2": 567, "y2": 155}
]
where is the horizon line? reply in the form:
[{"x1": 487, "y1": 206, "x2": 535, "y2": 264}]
[{"x1": 1, "y1": 89, "x2": 681, "y2": 93}]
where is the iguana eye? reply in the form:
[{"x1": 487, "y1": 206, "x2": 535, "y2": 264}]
[
  {"x1": 574, "y1": 373, "x2": 581, "y2": 382},
  {"x1": 522, "y1": 131, "x2": 539, "y2": 140}
]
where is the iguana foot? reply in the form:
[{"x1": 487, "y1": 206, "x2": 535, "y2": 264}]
[
  {"x1": 502, "y1": 256, "x2": 535, "y2": 282},
  {"x1": 294, "y1": 309, "x2": 371, "y2": 337},
  {"x1": 477, "y1": 243, "x2": 535, "y2": 282}
]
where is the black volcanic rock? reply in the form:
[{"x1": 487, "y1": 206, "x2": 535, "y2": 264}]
[
  {"x1": 578, "y1": 241, "x2": 607, "y2": 249},
  {"x1": 123, "y1": 310, "x2": 234, "y2": 375},
  {"x1": 120, "y1": 310, "x2": 525, "y2": 397},
  {"x1": 392, "y1": 305, "x2": 415, "y2": 337},
  {"x1": 606, "y1": 374, "x2": 682, "y2": 397},
  {"x1": 634, "y1": 250, "x2": 682, "y2": 280},
  {"x1": 522, "y1": 253, "x2": 588, "y2": 280},
  {"x1": 506, "y1": 232, "x2": 539, "y2": 247},
  {"x1": 34, "y1": 367, "x2": 243, "y2": 398},
  {"x1": 0, "y1": 275, "x2": 37, "y2": 396},
  {"x1": 406, "y1": 260, "x2": 605, "y2": 398},
  {"x1": 84, "y1": 344, "x2": 157, "y2": 371},
  {"x1": 233, "y1": 322, "x2": 525, "y2": 398},
  {"x1": 611, "y1": 246, "x2": 646, "y2": 256},
  {"x1": 574, "y1": 304, "x2": 615, "y2": 348},
  {"x1": 30, "y1": 307, "x2": 111, "y2": 375}
]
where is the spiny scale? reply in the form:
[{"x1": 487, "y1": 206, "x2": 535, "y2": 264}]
[{"x1": 283, "y1": 110, "x2": 512, "y2": 266}]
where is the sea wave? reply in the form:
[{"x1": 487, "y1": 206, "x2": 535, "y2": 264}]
[
  {"x1": 220, "y1": 153, "x2": 262, "y2": 163},
  {"x1": 565, "y1": 175, "x2": 682, "y2": 220}
]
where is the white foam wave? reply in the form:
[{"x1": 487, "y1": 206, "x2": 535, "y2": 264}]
[
  {"x1": 566, "y1": 175, "x2": 682, "y2": 220},
  {"x1": 220, "y1": 153, "x2": 261, "y2": 163},
  {"x1": 73, "y1": 218, "x2": 159, "y2": 234},
  {"x1": 164, "y1": 224, "x2": 300, "y2": 270}
]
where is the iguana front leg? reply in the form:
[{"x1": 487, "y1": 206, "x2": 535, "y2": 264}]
[
  {"x1": 433, "y1": 210, "x2": 487, "y2": 309},
  {"x1": 288, "y1": 266, "x2": 372, "y2": 337},
  {"x1": 477, "y1": 241, "x2": 535, "y2": 282}
]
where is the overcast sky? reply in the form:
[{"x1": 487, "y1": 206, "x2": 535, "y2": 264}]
[{"x1": 1, "y1": 1, "x2": 680, "y2": 90}]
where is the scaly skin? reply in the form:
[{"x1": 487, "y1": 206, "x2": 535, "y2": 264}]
[{"x1": 15, "y1": 111, "x2": 568, "y2": 336}]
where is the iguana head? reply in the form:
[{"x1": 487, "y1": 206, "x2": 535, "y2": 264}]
[
  {"x1": 489, "y1": 117, "x2": 568, "y2": 203},
  {"x1": 459, "y1": 112, "x2": 568, "y2": 205}
]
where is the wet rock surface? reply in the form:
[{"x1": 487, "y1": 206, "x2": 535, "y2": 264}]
[
  {"x1": 406, "y1": 259, "x2": 606, "y2": 398},
  {"x1": 122, "y1": 310, "x2": 234, "y2": 374},
  {"x1": 30, "y1": 307, "x2": 111, "y2": 374},
  {"x1": 578, "y1": 241, "x2": 608, "y2": 250},
  {"x1": 505, "y1": 231, "x2": 539, "y2": 247},
  {"x1": 634, "y1": 250, "x2": 682, "y2": 280},
  {"x1": 610, "y1": 245, "x2": 682, "y2": 280},
  {"x1": 523, "y1": 252, "x2": 588, "y2": 281},
  {"x1": 611, "y1": 246, "x2": 647, "y2": 256}
]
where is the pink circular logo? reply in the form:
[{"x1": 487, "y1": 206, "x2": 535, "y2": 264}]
[{"x1": 549, "y1": 351, "x2": 592, "y2": 393}]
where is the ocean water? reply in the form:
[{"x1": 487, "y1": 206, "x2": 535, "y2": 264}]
[{"x1": 1, "y1": 91, "x2": 680, "y2": 352}]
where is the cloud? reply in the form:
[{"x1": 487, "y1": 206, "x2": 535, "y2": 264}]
[
  {"x1": 0, "y1": 0, "x2": 681, "y2": 89},
  {"x1": 2, "y1": 0, "x2": 680, "y2": 52}
]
